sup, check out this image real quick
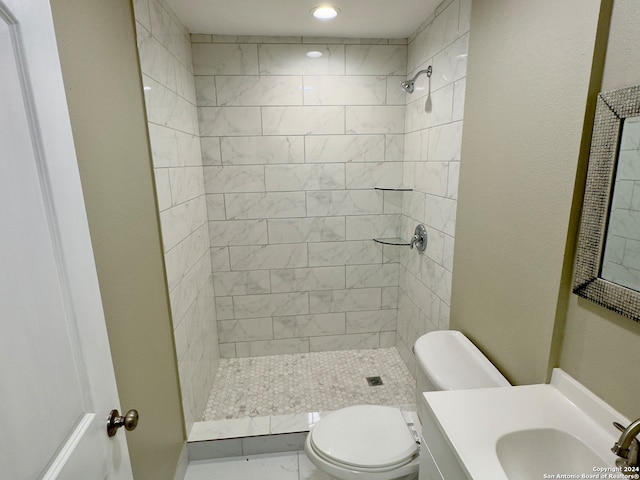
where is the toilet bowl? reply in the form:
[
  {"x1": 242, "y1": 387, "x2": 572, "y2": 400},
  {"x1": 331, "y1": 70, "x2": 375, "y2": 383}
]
[{"x1": 304, "y1": 330, "x2": 510, "y2": 480}]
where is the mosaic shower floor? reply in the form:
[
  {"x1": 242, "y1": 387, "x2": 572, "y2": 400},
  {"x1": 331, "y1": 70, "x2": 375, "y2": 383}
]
[{"x1": 202, "y1": 348, "x2": 415, "y2": 421}]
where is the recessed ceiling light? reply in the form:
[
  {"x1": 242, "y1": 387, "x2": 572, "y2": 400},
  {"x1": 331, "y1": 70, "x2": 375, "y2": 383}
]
[
  {"x1": 306, "y1": 50, "x2": 323, "y2": 58},
  {"x1": 312, "y1": 6, "x2": 338, "y2": 20}
]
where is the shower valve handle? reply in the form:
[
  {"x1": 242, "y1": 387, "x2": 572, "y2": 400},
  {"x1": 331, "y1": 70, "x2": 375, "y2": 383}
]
[{"x1": 410, "y1": 224, "x2": 428, "y2": 252}]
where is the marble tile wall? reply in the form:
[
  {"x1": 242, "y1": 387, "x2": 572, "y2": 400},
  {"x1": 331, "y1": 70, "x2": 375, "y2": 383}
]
[
  {"x1": 396, "y1": 0, "x2": 472, "y2": 375},
  {"x1": 601, "y1": 117, "x2": 640, "y2": 290},
  {"x1": 133, "y1": 0, "x2": 220, "y2": 433},
  {"x1": 192, "y1": 34, "x2": 409, "y2": 357}
]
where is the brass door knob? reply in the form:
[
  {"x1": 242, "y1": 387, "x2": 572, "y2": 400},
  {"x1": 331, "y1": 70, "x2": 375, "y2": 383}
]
[{"x1": 107, "y1": 409, "x2": 139, "y2": 437}]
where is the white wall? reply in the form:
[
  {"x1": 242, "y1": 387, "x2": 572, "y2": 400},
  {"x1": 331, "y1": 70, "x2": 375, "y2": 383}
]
[
  {"x1": 133, "y1": 0, "x2": 219, "y2": 433},
  {"x1": 192, "y1": 35, "x2": 409, "y2": 357},
  {"x1": 396, "y1": 0, "x2": 471, "y2": 374}
]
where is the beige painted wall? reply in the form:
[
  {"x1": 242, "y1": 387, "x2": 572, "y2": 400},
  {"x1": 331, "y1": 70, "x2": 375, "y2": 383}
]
[
  {"x1": 560, "y1": 0, "x2": 640, "y2": 420},
  {"x1": 50, "y1": 0, "x2": 186, "y2": 478},
  {"x1": 450, "y1": 0, "x2": 609, "y2": 384}
]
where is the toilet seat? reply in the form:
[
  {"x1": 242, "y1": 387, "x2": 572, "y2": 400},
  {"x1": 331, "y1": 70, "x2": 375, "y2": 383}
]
[{"x1": 308, "y1": 405, "x2": 418, "y2": 472}]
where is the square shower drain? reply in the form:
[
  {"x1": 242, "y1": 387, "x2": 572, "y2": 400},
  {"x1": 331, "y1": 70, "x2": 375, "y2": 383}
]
[{"x1": 366, "y1": 376, "x2": 384, "y2": 386}]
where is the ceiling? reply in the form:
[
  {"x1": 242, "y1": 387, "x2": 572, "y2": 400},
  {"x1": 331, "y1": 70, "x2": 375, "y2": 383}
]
[{"x1": 165, "y1": 0, "x2": 441, "y2": 39}]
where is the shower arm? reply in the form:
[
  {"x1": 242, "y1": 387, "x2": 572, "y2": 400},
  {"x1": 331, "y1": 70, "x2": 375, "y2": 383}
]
[
  {"x1": 411, "y1": 66, "x2": 432, "y2": 82},
  {"x1": 401, "y1": 65, "x2": 433, "y2": 94}
]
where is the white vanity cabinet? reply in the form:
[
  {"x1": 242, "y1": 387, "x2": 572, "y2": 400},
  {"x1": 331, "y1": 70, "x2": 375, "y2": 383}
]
[{"x1": 418, "y1": 394, "x2": 469, "y2": 480}]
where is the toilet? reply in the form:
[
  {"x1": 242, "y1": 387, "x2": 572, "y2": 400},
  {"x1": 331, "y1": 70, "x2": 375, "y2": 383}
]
[{"x1": 304, "y1": 330, "x2": 511, "y2": 480}]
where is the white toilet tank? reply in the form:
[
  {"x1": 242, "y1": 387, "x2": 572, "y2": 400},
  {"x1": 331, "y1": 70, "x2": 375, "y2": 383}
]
[{"x1": 414, "y1": 330, "x2": 510, "y2": 392}]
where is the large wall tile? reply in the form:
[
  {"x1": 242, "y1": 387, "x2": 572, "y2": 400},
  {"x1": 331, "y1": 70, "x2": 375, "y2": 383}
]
[
  {"x1": 192, "y1": 43, "x2": 259, "y2": 75},
  {"x1": 346, "y1": 45, "x2": 408, "y2": 75},
  {"x1": 198, "y1": 107, "x2": 262, "y2": 136},
  {"x1": 309, "y1": 288, "x2": 382, "y2": 313},
  {"x1": 221, "y1": 136, "x2": 304, "y2": 165},
  {"x1": 213, "y1": 270, "x2": 271, "y2": 296},
  {"x1": 137, "y1": 25, "x2": 177, "y2": 92},
  {"x1": 428, "y1": 122, "x2": 463, "y2": 161},
  {"x1": 206, "y1": 194, "x2": 226, "y2": 220},
  {"x1": 235, "y1": 338, "x2": 310, "y2": 357},
  {"x1": 267, "y1": 217, "x2": 346, "y2": 243},
  {"x1": 218, "y1": 318, "x2": 273, "y2": 343},
  {"x1": 452, "y1": 78, "x2": 466, "y2": 122},
  {"x1": 345, "y1": 215, "x2": 401, "y2": 241},
  {"x1": 224, "y1": 192, "x2": 306, "y2": 219},
  {"x1": 346, "y1": 310, "x2": 397, "y2": 333},
  {"x1": 258, "y1": 44, "x2": 345, "y2": 75},
  {"x1": 194, "y1": 76, "x2": 217, "y2": 106},
  {"x1": 382, "y1": 286, "x2": 399, "y2": 309},
  {"x1": 273, "y1": 313, "x2": 346, "y2": 338},
  {"x1": 303, "y1": 76, "x2": 386, "y2": 106},
  {"x1": 387, "y1": 76, "x2": 407, "y2": 106},
  {"x1": 144, "y1": 75, "x2": 197, "y2": 134},
  {"x1": 414, "y1": 162, "x2": 449, "y2": 196},
  {"x1": 431, "y1": 34, "x2": 469, "y2": 92},
  {"x1": 409, "y1": 0, "x2": 460, "y2": 69},
  {"x1": 305, "y1": 135, "x2": 385, "y2": 163},
  {"x1": 396, "y1": 0, "x2": 470, "y2": 375},
  {"x1": 346, "y1": 106, "x2": 405, "y2": 134},
  {"x1": 216, "y1": 76, "x2": 303, "y2": 106},
  {"x1": 165, "y1": 224, "x2": 209, "y2": 291},
  {"x1": 154, "y1": 168, "x2": 171, "y2": 211},
  {"x1": 159, "y1": 196, "x2": 207, "y2": 251},
  {"x1": 204, "y1": 165, "x2": 265, "y2": 193},
  {"x1": 192, "y1": 36, "x2": 418, "y2": 357},
  {"x1": 346, "y1": 162, "x2": 403, "y2": 189},
  {"x1": 262, "y1": 106, "x2": 345, "y2": 135},
  {"x1": 424, "y1": 194, "x2": 457, "y2": 236},
  {"x1": 210, "y1": 246, "x2": 231, "y2": 272},
  {"x1": 229, "y1": 244, "x2": 308, "y2": 270},
  {"x1": 170, "y1": 254, "x2": 211, "y2": 330},
  {"x1": 385, "y1": 134, "x2": 405, "y2": 162},
  {"x1": 168, "y1": 166, "x2": 206, "y2": 205},
  {"x1": 265, "y1": 164, "x2": 345, "y2": 191},
  {"x1": 215, "y1": 296, "x2": 234, "y2": 320},
  {"x1": 200, "y1": 137, "x2": 222, "y2": 165},
  {"x1": 346, "y1": 264, "x2": 400, "y2": 288},
  {"x1": 308, "y1": 241, "x2": 383, "y2": 267},
  {"x1": 233, "y1": 292, "x2": 309, "y2": 319},
  {"x1": 270, "y1": 266, "x2": 346, "y2": 293},
  {"x1": 310, "y1": 333, "x2": 380, "y2": 352},
  {"x1": 306, "y1": 190, "x2": 383, "y2": 216}
]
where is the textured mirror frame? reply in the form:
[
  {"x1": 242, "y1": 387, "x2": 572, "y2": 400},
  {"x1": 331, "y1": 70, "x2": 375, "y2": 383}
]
[{"x1": 573, "y1": 85, "x2": 640, "y2": 321}]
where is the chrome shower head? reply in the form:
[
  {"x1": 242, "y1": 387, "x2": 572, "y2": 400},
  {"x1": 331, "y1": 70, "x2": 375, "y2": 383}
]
[
  {"x1": 400, "y1": 65, "x2": 433, "y2": 94},
  {"x1": 401, "y1": 80, "x2": 415, "y2": 93}
]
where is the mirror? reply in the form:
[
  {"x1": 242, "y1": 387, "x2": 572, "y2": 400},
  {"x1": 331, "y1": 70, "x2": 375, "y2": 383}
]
[
  {"x1": 601, "y1": 116, "x2": 640, "y2": 290},
  {"x1": 573, "y1": 84, "x2": 640, "y2": 321}
]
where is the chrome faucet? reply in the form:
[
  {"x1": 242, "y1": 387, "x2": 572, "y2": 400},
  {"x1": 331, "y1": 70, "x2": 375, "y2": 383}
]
[{"x1": 612, "y1": 419, "x2": 640, "y2": 468}]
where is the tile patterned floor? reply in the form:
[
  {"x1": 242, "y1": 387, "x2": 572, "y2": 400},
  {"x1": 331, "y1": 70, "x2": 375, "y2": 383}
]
[{"x1": 202, "y1": 348, "x2": 415, "y2": 421}]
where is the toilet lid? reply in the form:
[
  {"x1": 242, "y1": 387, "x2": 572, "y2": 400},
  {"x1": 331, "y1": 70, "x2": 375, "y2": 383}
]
[{"x1": 309, "y1": 405, "x2": 418, "y2": 469}]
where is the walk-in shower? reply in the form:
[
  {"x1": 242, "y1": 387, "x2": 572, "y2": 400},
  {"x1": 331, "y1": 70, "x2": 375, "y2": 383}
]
[{"x1": 133, "y1": 0, "x2": 471, "y2": 441}]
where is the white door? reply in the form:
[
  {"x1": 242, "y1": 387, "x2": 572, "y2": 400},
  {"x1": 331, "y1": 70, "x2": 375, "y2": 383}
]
[{"x1": 0, "y1": 1, "x2": 135, "y2": 479}]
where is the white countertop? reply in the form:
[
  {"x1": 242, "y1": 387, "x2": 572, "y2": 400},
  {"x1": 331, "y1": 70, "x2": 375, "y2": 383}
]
[{"x1": 422, "y1": 369, "x2": 630, "y2": 479}]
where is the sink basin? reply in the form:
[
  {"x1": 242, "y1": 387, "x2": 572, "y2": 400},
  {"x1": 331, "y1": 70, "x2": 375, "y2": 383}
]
[
  {"x1": 496, "y1": 428, "x2": 608, "y2": 480},
  {"x1": 421, "y1": 369, "x2": 627, "y2": 479}
]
